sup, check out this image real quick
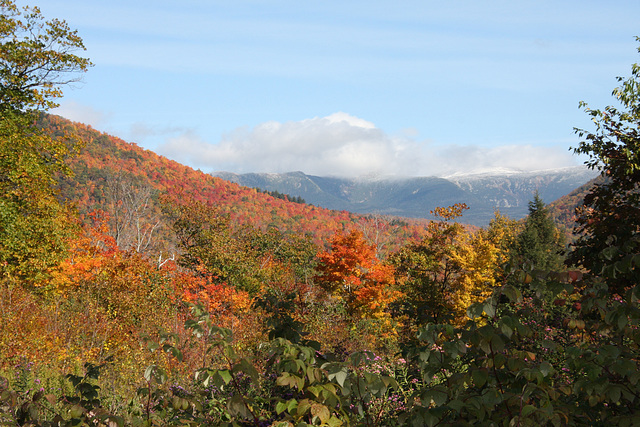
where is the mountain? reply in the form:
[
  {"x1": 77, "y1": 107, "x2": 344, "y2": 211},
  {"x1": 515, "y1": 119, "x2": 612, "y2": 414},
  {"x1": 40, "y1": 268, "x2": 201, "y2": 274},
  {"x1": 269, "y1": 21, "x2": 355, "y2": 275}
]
[
  {"x1": 43, "y1": 112, "x2": 596, "y2": 231},
  {"x1": 547, "y1": 174, "x2": 603, "y2": 233},
  {"x1": 215, "y1": 168, "x2": 598, "y2": 226},
  {"x1": 42, "y1": 114, "x2": 430, "y2": 253}
]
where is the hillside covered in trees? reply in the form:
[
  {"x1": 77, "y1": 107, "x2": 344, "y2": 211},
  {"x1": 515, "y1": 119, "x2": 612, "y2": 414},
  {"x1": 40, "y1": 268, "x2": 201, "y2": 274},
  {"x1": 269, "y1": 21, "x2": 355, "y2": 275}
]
[
  {"x1": 46, "y1": 113, "x2": 432, "y2": 252},
  {"x1": 2, "y1": 2, "x2": 640, "y2": 425}
]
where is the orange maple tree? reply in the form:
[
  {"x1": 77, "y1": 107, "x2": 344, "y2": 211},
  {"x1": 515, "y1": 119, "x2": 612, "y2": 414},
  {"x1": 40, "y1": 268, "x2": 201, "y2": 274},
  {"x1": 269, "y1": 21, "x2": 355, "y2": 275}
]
[{"x1": 315, "y1": 230, "x2": 399, "y2": 318}]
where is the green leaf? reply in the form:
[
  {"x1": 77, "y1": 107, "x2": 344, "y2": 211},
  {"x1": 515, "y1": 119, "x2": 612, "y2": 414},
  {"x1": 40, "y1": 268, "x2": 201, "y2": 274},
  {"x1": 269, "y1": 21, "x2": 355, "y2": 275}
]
[
  {"x1": 467, "y1": 303, "x2": 485, "y2": 319},
  {"x1": 223, "y1": 345, "x2": 236, "y2": 360},
  {"x1": 472, "y1": 369, "x2": 488, "y2": 388},
  {"x1": 287, "y1": 398, "x2": 298, "y2": 413},
  {"x1": 424, "y1": 412, "x2": 440, "y2": 427},
  {"x1": 219, "y1": 370, "x2": 232, "y2": 385},
  {"x1": 539, "y1": 361, "x2": 553, "y2": 377},
  {"x1": 329, "y1": 368, "x2": 349, "y2": 387},
  {"x1": 431, "y1": 387, "x2": 448, "y2": 406},
  {"x1": 382, "y1": 375, "x2": 400, "y2": 390},
  {"x1": 235, "y1": 359, "x2": 259, "y2": 384},
  {"x1": 275, "y1": 400, "x2": 288, "y2": 415},
  {"x1": 483, "y1": 301, "x2": 496, "y2": 318},
  {"x1": 144, "y1": 365, "x2": 157, "y2": 382},
  {"x1": 607, "y1": 385, "x2": 622, "y2": 403},
  {"x1": 296, "y1": 399, "x2": 312, "y2": 417},
  {"x1": 227, "y1": 394, "x2": 252, "y2": 419},
  {"x1": 448, "y1": 399, "x2": 464, "y2": 412},
  {"x1": 521, "y1": 404, "x2": 536, "y2": 417},
  {"x1": 502, "y1": 285, "x2": 522, "y2": 303},
  {"x1": 168, "y1": 346, "x2": 183, "y2": 362},
  {"x1": 618, "y1": 314, "x2": 629, "y2": 330},
  {"x1": 491, "y1": 334, "x2": 505, "y2": 353}
]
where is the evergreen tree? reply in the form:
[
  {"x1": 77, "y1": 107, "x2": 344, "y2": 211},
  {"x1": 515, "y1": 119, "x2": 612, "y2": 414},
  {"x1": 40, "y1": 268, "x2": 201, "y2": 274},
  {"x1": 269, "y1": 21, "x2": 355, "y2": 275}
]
[{"x1": 514, "y1": 192, "x2": 565, "y2": 271}]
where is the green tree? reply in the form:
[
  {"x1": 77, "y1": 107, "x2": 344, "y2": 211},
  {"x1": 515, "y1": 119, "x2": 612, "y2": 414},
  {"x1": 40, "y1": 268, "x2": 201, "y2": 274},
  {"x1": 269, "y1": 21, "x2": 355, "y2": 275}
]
[
  {"x1": 396, "y1": 43, "x2": 640, "y2": 427},
  {"x1": 166, "y1": 198, "x2": 317, "y2": 295},
  {"x1": 0, "y1": 112, "x2": 73, "y2": 285},
  {"x1": 0, "y1": 1, "x2": 90, "y2": 285},
  {"x1": 390, "y1": 204, "x2": 468, "y2": 326},
  {"x1": 514, "y1": 192, "x2": 565, "y2": 272},
  {"x1": 164, "y1": 198, "x2": 260, "y2": 293},
  {"x1": 0, "y1": 0, "x2": 91, "y2": 112},
  {"x1": 568, "y1": 39, "x2": 640, "y2": 293}
]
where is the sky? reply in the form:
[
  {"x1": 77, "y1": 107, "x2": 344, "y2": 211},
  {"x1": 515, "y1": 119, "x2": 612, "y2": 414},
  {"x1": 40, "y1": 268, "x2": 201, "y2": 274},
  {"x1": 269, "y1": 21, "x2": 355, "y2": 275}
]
[{"x1": 23, "y1": 0, "x2": 640, "y2": 177}]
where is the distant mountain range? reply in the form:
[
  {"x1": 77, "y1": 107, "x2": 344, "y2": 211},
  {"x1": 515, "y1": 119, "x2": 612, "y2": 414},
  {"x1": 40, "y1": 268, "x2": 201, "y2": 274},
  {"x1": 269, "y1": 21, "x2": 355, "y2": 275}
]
[{"x1": 214, "y1": 167, "x2": 598, "y2": 226}]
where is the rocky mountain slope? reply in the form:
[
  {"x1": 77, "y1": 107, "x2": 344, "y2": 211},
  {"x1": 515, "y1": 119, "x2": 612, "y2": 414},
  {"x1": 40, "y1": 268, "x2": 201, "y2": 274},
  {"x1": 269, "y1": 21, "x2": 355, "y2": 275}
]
[{"x1": 215, "y1": 168, "x2": 598, "y2": 226}]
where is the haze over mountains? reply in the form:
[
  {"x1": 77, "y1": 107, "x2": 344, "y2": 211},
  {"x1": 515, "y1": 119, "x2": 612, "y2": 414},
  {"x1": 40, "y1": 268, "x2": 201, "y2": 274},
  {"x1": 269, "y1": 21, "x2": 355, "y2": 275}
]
[{"x1": 215, "y1": 167, "x2": 598, "y2": 226}]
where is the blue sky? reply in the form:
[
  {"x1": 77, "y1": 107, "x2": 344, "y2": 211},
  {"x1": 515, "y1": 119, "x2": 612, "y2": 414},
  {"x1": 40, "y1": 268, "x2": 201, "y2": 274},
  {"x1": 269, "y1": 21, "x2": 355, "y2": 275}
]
[{"x1": 26, "y1": 0, "x2": 640, "y2": 177}]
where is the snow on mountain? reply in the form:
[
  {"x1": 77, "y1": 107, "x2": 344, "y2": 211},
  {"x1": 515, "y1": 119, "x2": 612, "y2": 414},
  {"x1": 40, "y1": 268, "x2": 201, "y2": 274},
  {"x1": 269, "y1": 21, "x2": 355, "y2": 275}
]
[{"x1": 213, "y1": 167, "x2": 598, "y2": 226}]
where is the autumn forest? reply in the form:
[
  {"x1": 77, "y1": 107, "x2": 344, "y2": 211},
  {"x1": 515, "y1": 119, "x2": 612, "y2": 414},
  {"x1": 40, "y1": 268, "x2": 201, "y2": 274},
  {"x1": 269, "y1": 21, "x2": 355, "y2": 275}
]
[{"x1": 2, "y1": 2, "x2": 640, "y2": 426}]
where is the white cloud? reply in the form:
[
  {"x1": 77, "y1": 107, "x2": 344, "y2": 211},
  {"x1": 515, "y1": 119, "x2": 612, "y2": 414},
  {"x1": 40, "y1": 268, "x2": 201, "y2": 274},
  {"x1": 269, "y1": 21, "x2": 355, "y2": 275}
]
[
  {"x1": 125, "y1": 122, "x2": 188, "y2": 145},
  {"x1": 158, "y1": 112, "x2": 580, "y2": 178},
  {"x1": 52, "y1": 101, "x2": 112, "y2": 129},
  {"x1": 160, "y1": 113, "x2": 422, "y2": 176},
  {"x1": 436, "y1": 144, "x2": 579, "y2": 177}
]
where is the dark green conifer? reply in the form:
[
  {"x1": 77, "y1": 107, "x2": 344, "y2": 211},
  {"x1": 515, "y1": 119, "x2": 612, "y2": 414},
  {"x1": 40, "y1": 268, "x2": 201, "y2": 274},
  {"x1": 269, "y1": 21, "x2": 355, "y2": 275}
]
[{"x1": 514, "y1": 192, "x2": 565, "y2": 271}]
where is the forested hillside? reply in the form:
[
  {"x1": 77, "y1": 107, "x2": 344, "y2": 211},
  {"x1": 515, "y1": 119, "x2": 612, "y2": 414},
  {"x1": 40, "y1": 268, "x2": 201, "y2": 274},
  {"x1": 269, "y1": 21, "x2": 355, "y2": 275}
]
[
  {"x1": 547, "y1": 175, "x2": 603, "y2": 231},
  {"x1": 2, "y1": 2, "x2": 640, "y2": 425},
  {"x1": 41, "y1": 113, "x2": 436, "y2": 256},
  {"x1": 48, "y1": 115, "x2": 374, "y2": 243}
]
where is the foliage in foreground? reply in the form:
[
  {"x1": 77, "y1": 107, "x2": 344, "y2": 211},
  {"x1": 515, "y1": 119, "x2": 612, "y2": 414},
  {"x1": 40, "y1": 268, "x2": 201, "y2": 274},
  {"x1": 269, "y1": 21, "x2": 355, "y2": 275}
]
[{"x1": 2, "y1": 252, "x2": 639, "y2": 427}]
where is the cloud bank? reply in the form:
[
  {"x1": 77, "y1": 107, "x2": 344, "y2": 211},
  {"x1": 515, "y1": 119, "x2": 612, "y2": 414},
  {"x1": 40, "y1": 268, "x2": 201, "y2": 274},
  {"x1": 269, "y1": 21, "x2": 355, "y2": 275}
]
[{"x1": 158, "y1": 112, "x2": 579, "y2": 178}]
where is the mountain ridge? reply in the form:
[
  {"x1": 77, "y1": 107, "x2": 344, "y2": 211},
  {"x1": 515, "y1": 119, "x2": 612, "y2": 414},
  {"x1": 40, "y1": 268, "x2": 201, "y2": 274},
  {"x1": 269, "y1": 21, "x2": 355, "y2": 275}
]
[{"x1": 215, "y1": 167, "x2": 598, "y2": 226}]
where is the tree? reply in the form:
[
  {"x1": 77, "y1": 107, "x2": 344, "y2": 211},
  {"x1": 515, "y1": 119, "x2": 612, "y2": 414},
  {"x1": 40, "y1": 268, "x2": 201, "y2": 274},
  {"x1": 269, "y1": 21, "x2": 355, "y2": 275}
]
[
  {"x1": 390, "y1": 203, "x2": 468, "y2": 325},
  {"x1": 568, "y1": 39, "x2": 640, "y2": 293},
  {"x1": 397, "y1": 46, "x2": 640, "y2": 426},
  {"x1": 0, "y1": 112, "x2": 77, "y2": 285},
  {"x1": 448, "y1": 226, "x2": 503, "y2": 322},
  {"x1": 315, "y1": 230, "x2": 398, "y2": 319},
  {"x1": 0, "y1": 0, "x2": 91, "y2": 112},
  {"x1": 164, "y1": 198, "x2": 260, "y2": 294},
  {"x1": 0, "y1": 1, "x2": 90, "y2": 285},
  {"x1": 104, "y1": 171, "x2": 162, "y2": 254},
  {"x1": 166, "y1": 197, "x2": 317, "y2": 296},
  {"x1": 514, "y1": 192, "x2": 565, "y2": 272}
]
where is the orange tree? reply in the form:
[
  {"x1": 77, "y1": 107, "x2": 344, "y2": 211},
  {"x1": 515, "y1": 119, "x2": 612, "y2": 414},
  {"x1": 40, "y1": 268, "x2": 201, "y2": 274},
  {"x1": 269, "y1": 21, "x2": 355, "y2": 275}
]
[
  {"x1": 47, "y1": 211, "x2": 180, "y2": 359},
  {"x1": 315, "y1": 229, "x2": 398, "y2": 320}
]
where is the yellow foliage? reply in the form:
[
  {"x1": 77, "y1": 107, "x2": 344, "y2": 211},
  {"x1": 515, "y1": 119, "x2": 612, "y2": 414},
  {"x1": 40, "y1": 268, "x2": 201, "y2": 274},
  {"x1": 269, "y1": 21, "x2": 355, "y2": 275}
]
[
  {"x1": 449, "y1": 212, "x2": 519, "y2": 324},
  {"x1": 449, "y1": 230, "x2": 501, "y2": 322}
]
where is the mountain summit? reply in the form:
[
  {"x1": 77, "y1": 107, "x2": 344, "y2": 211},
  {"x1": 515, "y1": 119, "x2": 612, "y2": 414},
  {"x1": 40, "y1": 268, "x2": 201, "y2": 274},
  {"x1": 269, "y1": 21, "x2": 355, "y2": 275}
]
[{"x1": 214, "y1": 167, "x2": 597, "y2": 226}]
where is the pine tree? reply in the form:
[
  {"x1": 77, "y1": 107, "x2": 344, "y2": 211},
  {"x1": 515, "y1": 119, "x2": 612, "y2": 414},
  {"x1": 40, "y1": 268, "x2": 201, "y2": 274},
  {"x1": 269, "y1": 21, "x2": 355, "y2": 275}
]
[{"x1": 514, "y1": 192, "x2": 565, "y2": 271}]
